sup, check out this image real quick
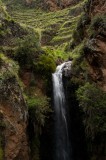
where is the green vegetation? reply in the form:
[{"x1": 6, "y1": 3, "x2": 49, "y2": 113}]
[
  {"x1": 27, "y1": 95, "x2": 51, "y2": 131},
  {"x1": 1, "y1": 0, "x2": 106, "y2": 160},
  {"x1": 70, "y1": 13, "x2": 90, "y2": 48},
  {"x1": 0, "y1": 53, "x2": 19, "y2": 80},
  {"x1": 26, "y1": 95, "x2": 51, "y2": 160},
  {"x1": 35, "y1": 54, "x2": 56, "y2": 77},
  {"x1": 3, "y1": 0, "x2": 86, "y2": 59},
  {"x1": 70, "y1": 41, "x2": 89, "y2": 82},
  {"x1": 43, "y1": 46, "x2": 70, "y2": 60},
  {"x1": 2, "y1": 0, "x2": 25, "y2": 10},
  {"x1": 76, "y1": 82, "x2": 106, "y2": 160},
  {"x1": 89, "y1": 14, "x2": 106, "y2": 37},
  {"x1": 15, "y1": 34, "x2": 41, "y2": 68},
  {"x1": 0, "y1": 53, "x2": 24, "y2": 107},
  {"x1": 77, "y1": 82, "x2": 106, "y2": 139},
  {"x1": 0, "y1": 0, "x2": 9, "y2": 19},
  {"x1": 67, "y1": 1, "x2": 106, "y2": 159}
]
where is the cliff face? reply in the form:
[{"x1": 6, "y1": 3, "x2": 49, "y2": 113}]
[
  {"x1": 88, "y1": 0, "x2": 106, "y2": 16},
  {"x1": 5, "y1": 0, "x2": 81, "y2": 10},
  {"x1": 0, "y1": 2, "x2": 30, "y2": 159},
  {"x1": 0, "y1": 1, "x2": 53, "y2": 159},
  {"x1": 67, "y1": 0, "x2": 106, "y2": 160},
  {"x1": 0, "y1": 55, "x2": 29, "y2": 160},
  {"x1": 84, "y1": 0, "x2": 106, "y2": 89},
  {"x1": 70, "y1": 0, "x2": 106, "y2": 88},
  {"x1": 41, "y1": 0, "x2": 81, "y2": 10}
]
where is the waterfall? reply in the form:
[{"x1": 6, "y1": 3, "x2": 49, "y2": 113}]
[{"x1": 52, "y1": 62, "x2": 71, "y2": 160}]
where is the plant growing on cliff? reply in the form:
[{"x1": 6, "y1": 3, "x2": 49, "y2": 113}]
[
  {"x1": 89, "y1": 14, "x2": 106, "y2": 37},
  {"x1": 76, "y1": 82, "x2": 106, "y2": 140},
  {"x1": 15, "y1": 33, "x2": 41, "y2": 68},
  {"x1": 71, "y1": 41, "x2": 89, "y2": 81},
  {"x1": 27, "y1": 95, "x2": 51, "y2": 160},
  {"x1": 27, "y1": 95, "x2": 51, "y2": 132},
  {"x1": 0, "y1": 53, "x2": 19, "y2": 80},
  {"x1": 71, "y1": 13, "x2": 90, "y2": 47},
  {"x1": 0, "y1": 0, "x2": 9, "y2": 19},
  {"x1": 34, "y1": 54, "x2": 56, "y2": 77}
]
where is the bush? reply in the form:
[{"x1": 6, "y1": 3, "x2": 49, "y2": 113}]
[
  {"x1": 76, "y1": 82, "x2": 106, "y2": 139},
  {"x1": 27, "y1": 95, "x2": 51, "y2": 131},
  {"x1": 15, "y1": 34, "x2": 41, "y2": 68},
  {"x1": 34, "y1": 54, "x2": 56, "y2": 77}
]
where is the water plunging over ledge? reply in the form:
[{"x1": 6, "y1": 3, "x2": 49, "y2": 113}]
[{"x1": 52, "y1": 62, "x2": 72, "y2": 160}]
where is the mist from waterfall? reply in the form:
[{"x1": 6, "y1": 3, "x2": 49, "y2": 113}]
[{"x1": 52, "y1": 62, "x2": 72, "y2": 160}]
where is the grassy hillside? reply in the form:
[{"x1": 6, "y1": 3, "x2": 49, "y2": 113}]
[{"x1": 2, "y1": 0, "x2": 86, "y2": 59}]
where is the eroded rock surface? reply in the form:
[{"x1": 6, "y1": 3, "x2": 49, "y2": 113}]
[
  {"x1": 62, "y1": 61, "x2": 72, "y2": 77},
  {"x1": 0, "y1": 57, "x2": 29, "y2": 160},
  {"x1": 25, "y1": 0, "x2": 81, "y2": 10}
]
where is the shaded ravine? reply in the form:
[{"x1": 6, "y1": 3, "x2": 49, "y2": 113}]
[{"x1": 52, "y1": 62, "x2": 72, "y2": 160}]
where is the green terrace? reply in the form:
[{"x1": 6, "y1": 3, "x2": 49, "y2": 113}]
[{"x1": 8, "y1": 1, "x2": 85, "y2": 48}]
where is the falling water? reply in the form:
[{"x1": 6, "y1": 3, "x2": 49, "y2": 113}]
[{"x1": 52, "y1": 62, "x2": 71, "y2": 160}]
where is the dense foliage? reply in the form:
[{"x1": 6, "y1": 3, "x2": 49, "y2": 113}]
[
  {"x1": 26, "y1": 95, "x2": 51, "y2": 160},
  {"x1": 27, "y1": 95, "x2": 51, "y2": 130},
  {"x1": 35, "y1": 54, "x2": 56, "y2": 77},
  {"x1": 15, "y1": 33, "x2": 41, "y2": 67},
  {"x1": 77, "y1": 82, "x2": 106, "y2": 139}
]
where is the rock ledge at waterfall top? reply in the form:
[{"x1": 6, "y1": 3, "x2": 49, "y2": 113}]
[{"x1": 62, "y1": 61, "x2": 72, "y2": 77}]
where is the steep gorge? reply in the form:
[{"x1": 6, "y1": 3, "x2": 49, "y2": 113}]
[{"x1": 0, "y1": 0, "x2": 106, "y2": 160}]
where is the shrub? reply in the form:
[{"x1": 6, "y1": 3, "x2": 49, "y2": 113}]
[
  {"x1": 15, "y1": 34, "x2": 41, "y2": 68},
  {"x1": 27, "y1": 95, "x2": 51, "y2": 131},
  {"x1": 76, "y1": 82, "x2": 106, "y2": 140},
  {"x1": 34, "y1": 54, "x2": 56, "y2": 77}
]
